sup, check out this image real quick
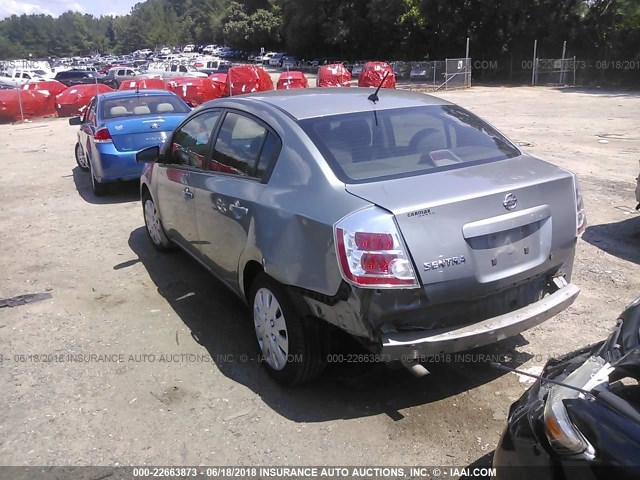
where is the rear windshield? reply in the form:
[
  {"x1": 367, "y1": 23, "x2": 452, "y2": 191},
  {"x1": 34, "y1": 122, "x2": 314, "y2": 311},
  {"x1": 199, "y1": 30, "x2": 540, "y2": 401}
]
[
  {"x1": 102, "y1": 95, "x2": 190, "y2": 119},
  {"x1": 299, "y1": 105, "x2": 520, "y2": 183}
]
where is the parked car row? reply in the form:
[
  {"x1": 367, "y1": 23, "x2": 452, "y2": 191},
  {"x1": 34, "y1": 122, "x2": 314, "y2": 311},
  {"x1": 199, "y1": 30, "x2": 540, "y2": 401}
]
[{"x1": 54, "y1": 69, "x2": 119, "y2": 89}]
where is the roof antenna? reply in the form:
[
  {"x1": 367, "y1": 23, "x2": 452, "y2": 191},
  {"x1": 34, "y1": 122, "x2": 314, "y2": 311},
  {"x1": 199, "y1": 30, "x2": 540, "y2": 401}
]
[{"x1": 367, "y1": 71, "x2": 389, "y2": 104}]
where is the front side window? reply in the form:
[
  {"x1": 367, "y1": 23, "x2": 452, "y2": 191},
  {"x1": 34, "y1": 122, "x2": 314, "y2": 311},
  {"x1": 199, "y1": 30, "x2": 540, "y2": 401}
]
[
  {"x1": 300, "y1": 105, "x2": 520, "y2": 183},
  {"x1": 210, "y1": 112, "x2": 277, "y2": 178},
  {"x1": 170, "y1": 111, "x2": 221, "y2": 168}
]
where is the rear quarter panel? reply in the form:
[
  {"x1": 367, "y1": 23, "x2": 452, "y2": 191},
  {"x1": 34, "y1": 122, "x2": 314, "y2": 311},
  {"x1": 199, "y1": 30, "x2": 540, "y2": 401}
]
[{"x1": 214, "y1": 100, "x2": 370, "y2": 298}]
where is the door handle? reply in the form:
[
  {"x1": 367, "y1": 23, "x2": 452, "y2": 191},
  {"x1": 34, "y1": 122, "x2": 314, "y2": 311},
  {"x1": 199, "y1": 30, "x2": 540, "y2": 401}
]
[
  {"x1": 229, "y1": 202, "x2": 248, "y2": 216},
  {"x1": 183, "y1": 187, "x2": 194, "y2": 199}
]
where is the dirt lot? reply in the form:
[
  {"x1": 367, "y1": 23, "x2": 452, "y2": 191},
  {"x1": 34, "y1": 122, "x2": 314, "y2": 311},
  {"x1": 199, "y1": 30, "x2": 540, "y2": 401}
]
[{"x1": 0, "y1": 86, "x2": 639, "y2": 469}]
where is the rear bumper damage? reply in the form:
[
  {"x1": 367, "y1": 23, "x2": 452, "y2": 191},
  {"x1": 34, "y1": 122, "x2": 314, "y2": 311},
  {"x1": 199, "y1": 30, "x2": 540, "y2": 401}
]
[
  {"x1": 302, "y1": 274, "x2": 580, "y2": 361},
  {"x1": 381, "y1": 282, "x2": 580, "y2": 360}
]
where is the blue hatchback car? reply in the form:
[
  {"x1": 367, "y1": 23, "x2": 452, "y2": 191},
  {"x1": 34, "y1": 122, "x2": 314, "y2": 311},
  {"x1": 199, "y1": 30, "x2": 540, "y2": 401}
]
[{"x1": 70, "y1": 89, "x2": 191, "y2": 195}]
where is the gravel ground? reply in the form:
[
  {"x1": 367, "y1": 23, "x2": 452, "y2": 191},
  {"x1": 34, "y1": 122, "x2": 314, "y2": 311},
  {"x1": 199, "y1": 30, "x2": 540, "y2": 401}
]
[{"x1": 0, "y1": 86, "x2": 639, "y2": 470}]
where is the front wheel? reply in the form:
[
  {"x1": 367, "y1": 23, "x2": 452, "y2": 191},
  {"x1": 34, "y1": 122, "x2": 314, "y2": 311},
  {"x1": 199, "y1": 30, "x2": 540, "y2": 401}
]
[
  {"x1": 250, "y1": 273, "x2": 326, "y2": 386},
  {"x1": 142, "y1": 193, "x2": 172, "y2": 251}
]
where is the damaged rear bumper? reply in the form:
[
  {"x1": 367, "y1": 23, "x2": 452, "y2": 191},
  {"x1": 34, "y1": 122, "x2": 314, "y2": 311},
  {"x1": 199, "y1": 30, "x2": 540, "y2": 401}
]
[{"x1": 381, "y1": 282, "x2": 580, "y2": 361}]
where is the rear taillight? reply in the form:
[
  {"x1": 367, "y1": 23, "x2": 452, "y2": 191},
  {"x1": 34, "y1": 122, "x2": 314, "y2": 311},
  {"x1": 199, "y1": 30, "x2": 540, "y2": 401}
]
[
  {"x1": 574, "y1": 175, "x2": 587, "y2": 235},
  {"x1": 335, "y1": 207, "x2": 418, "y2": 288},
  {"x1": 94, "y1": 127, "x2": 112, "y2": 143}
]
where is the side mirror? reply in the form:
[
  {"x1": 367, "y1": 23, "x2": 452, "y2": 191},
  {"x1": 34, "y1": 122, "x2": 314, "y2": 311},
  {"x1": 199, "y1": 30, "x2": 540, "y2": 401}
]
[
  {"x1": 136, "y1": 145, "x2": 160, "y2": 163},
  {"x1": 68, "y1": 117, "x2": 82, "y2": 126}
]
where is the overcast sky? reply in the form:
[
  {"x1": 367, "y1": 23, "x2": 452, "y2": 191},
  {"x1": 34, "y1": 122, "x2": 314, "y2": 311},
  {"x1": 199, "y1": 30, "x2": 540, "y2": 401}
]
[{"x1": 0, "y1": 0, "x2": 139, "y2": 19}]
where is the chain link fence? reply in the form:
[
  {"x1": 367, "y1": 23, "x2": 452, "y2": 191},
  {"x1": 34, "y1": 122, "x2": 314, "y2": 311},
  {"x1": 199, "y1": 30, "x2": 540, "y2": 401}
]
[
  {"x1": 290, "y1": 58, "x2": 471, "y2": 90},
  {"x1": 533, "y1": 57, "x2": 577, "y2": 85}
]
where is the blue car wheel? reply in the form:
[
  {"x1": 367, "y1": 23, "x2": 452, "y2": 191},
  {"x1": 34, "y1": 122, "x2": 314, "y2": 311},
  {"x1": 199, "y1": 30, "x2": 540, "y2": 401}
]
[
  {"x1": 89, "y1": 160, "x2": 108, "y2": 196},
  {"x1": 74, "y1": 143, "x2": 89, "y2": 172}
]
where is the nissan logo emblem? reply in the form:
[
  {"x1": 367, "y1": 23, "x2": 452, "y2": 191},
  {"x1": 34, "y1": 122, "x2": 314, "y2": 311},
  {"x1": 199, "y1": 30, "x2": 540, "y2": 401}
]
[{"x1": 503, "y1": 193, "x2": 518, "y2": 210}]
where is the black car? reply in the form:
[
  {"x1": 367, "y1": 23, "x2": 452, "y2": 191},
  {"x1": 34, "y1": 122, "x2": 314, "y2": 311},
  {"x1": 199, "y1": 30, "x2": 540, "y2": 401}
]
[
  {"x1": 222, "y1": 49, "x2": 248, "y2": 61},
  {"x1": 54, "y1": 70, "x2": 118, "y2": 89},
  {"x1": 494, "y1": 298, "x2": 640, "y2": 479},
  {"x1": 198, "y1": 66, "x2": 231, "y2": 75}
]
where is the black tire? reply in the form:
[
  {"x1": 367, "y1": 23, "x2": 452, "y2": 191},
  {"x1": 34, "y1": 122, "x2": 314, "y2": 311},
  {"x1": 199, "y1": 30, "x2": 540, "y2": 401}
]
[
  {"x1": 250, "y1": 273, "x2": 327, "y2": 386},
  {"x1": 74, "y1": 143, "x2": 89, "y2": 171},
  {"x1": 142, "y1": 191, "x2": 173, "y2": 251},
  {"x1": 89, "y1": 161, "x2": 108, "y2": 196}
]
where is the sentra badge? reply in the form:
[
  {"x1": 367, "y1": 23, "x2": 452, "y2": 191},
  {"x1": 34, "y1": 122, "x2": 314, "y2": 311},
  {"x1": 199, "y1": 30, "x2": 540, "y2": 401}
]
[{"x1": 424, "y1": 256, "x2": 467, "y2": 271}]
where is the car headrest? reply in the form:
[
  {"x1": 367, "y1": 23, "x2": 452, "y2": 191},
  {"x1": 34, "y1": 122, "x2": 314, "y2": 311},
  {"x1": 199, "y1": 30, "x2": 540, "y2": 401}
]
[
  {"x1": 156, "y1": 103, "x2": 174, "y2": 113},
  {"x1": 337, "y1": 119, "x2": 371, "y2": 147},
  {"x1": 133, "y1": 105, "x2": 151, "y2": 115},
  {"x1": 109, "y1": 106, "x2": 128, "y2": 116}
]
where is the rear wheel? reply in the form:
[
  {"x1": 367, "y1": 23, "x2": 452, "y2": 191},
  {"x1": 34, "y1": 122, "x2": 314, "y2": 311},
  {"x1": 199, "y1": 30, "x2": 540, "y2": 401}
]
[
  {"x1": 250, "y1": 273, "x2": 326, "y2": 386},
  {"x1": 89, "y1": 160, "x2": 108, "y2": 196},
  {"x1": 74, "y1": 143, "x2": 89, "y2": 171},
  {"x1": 142, "y1": 192, "x2": 172, "y2": 251}
]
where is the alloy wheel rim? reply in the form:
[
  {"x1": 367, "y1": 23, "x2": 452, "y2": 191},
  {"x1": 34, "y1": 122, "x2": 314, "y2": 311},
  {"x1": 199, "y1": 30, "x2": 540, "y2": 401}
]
[
  {"x1": 253, "y1": 287, "x2": 289, "y2": 370},
  {"x1": 144, "y1": 199, "x2": 162, "y2": 245}
]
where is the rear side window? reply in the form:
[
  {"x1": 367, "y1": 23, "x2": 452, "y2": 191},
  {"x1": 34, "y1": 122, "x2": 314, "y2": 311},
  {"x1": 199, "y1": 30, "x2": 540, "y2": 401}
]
[
  {"x1": 210, "y1": 112, "x2": 279, "y2": 179},
  {"x1": 300, "y1": 105, "x2": 520, "y2": 183},
  {"x1": 256, "y1": 132, "x2": 281, "y2": 178}
]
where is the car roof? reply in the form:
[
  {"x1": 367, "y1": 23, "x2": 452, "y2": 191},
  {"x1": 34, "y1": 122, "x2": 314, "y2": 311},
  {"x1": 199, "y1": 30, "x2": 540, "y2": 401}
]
[
  {"x1": 97, "y1": 90, "x2": 177, "y2": 101},
  {"x1": 238, "y1": 88, "x2": 452, "y2": 121}
]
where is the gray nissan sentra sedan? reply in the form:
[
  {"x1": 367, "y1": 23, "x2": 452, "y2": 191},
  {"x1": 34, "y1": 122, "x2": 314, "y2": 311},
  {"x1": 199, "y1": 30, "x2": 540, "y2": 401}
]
[{"x1": 136, "y1": 88, "x2": 586, "y2": 385}]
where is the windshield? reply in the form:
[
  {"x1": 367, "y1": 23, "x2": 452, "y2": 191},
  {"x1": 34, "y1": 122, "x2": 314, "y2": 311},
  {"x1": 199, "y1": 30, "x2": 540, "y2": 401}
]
[
  {"x1": 299, "y1": 105, "x2": 520, "y2": 183},
  {"x1": 102, "y1": 95, "x2": 190, "y2": 119}
]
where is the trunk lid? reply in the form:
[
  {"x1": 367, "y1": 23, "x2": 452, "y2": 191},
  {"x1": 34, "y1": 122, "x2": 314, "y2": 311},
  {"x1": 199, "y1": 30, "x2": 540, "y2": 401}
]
[
  {"x1": 345, "y1": 156, "x2": 577, "y2": 303},
  {"x1": 105, "y1": 115, "x2": 184, "y2": 152}
]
